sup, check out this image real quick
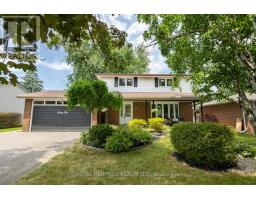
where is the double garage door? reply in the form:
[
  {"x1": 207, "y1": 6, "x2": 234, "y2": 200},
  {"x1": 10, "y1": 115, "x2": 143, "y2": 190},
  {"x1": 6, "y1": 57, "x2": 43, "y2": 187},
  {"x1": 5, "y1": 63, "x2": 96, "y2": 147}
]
[{"x1": 31, "y1": 106, "x2": 91, "y2": 131}]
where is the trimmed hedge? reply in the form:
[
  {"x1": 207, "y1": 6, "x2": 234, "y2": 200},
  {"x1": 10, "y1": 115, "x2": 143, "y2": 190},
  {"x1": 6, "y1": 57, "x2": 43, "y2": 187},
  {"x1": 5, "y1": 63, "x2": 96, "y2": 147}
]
[
  {"x1": 128, "y1": 119, "x2": 147, "y2": 128},
  {"x1": 80, "y1": 124, "x2": 114, "y2": 148},
  {"x1": 0, "y1": 112, "x2": 21, "y2": 129},
  {"x1": 148, "y1": 118, "x2": 165, "y2": 132},
  {"x1": 105, "y1": 126, "x2": 152, "y2": 153},
  {"x1": 171, "y1": 122, "x2": 236, "y2": 169}
]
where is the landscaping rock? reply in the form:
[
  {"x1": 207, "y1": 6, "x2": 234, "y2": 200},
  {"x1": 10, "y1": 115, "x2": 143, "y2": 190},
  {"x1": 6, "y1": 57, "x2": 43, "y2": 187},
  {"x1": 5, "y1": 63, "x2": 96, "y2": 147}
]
[{"x1": 236, "y1": 157, "x2": 256, "y2": 174}]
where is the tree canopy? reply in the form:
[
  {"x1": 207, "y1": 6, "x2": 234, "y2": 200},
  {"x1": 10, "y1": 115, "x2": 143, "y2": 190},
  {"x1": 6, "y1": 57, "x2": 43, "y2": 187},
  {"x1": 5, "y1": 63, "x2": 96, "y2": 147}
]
[
  {"x1": 21, "y1": 71, "x2": 44, "y2": 93},
  {"x1": 66, "y1": 41, "x2": 149, "y2": 83},
  {"x1": 0, "y1": 14, "x2": 128, "y2": 85},
  {"x1": 66, "y1": 80, "x2": 123, "y2": 112},
  {"x1": 138, "y1": 14, "x2": 256, "y2": 131}
]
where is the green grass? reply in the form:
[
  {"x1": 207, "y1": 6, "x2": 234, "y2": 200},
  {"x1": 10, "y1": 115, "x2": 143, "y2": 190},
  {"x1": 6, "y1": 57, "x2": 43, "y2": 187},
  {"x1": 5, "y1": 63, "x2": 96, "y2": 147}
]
[
  {"x1": 16, "y1": 130, "x2": 256, "y2": 185},
  {"x1": 235, "y1": 133, "x2": 256, "y2": 146},
  {"x1": 0, "y1": 127, "x2": 21, "y2": 133}
]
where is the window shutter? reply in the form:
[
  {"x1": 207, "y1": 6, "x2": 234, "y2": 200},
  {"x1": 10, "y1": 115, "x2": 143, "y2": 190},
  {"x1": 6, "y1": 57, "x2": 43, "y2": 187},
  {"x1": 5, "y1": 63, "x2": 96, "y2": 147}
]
[
  {"x1": 134, "y1": 77, "x2": 138, "y2": 87},
  {"x1": 155, "y1": 77, "x2": 159, "y2": 87},
  {"x1": 114, "y1": 77, "x2": 118, "y2": 87}
]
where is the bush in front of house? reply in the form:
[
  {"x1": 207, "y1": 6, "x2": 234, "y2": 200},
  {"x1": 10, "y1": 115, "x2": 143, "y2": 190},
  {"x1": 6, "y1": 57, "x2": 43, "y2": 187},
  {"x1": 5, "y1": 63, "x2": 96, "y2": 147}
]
[
  {"x1": 81, "y1": 124, "x2": 114, "y2": 148},
  {"x1": 130, "y1": 128, "x2": 152, "y2": 146},
  {"x1": 233, "y1": 143, "x2": 256, "y2": 159},
  {"x1": 148, "y1": 118, "x2": 165, "y2": 132},
  {"x1": 105, "y1": 126, "x2": 152, "y2": 153},
  {"x1": 105, "y1": 127, "x2": 133, "y2": 152},
  {"x1": 0, "y1": 112, "x2": 21, "y2": 129},
  {"x1": 128, "y1": 119, "x2": 147, "y2": 128},
  {"x1": 170, "y1": 122, "x2": 236, "y2": 169}
]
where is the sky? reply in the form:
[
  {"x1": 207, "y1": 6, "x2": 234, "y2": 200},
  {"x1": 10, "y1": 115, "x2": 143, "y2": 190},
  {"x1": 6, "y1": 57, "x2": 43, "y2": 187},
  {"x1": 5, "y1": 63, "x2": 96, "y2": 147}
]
[{"x1": 13, "y1": 14, "x2": 170, "y2": 90}]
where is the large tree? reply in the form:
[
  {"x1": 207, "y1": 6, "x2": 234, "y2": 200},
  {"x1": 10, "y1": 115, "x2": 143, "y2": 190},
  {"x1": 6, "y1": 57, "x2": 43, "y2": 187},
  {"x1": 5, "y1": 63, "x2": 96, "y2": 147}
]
[
  {"x1": 0, "y1": 14, "x2": 128, "y2": 85},
  {"x1": 21, "y1": 71, "x2": 43, "y2": 93},
  {"x1": 138, "y1": 14, "x2": 256, "y2": 132},
  {"x1": 66, "y1": 41, "x2": 150, "y2": 83}
]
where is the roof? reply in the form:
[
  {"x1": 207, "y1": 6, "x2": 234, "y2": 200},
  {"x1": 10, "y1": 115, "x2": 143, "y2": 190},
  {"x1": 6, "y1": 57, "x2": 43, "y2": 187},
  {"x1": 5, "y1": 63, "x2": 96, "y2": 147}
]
[
  {"x1": 96, "y1": 73, "x2": 190, "y2": 79},
  {"x1": 18, "y1": 90, "x2": 199, "y2": 101},
  {"x1": 203, "y1": 93, "x2": 256, "y2": 106},
  {"x1": 17, "y1": 90, "x2": 66, "y2": 99}
]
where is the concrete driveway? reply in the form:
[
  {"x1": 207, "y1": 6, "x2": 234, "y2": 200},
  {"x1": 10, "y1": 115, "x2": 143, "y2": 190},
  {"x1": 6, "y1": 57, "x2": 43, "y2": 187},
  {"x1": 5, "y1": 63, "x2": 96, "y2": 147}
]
[{"x1": 0, "y1": 131, "x2": 81, "y2": 184}]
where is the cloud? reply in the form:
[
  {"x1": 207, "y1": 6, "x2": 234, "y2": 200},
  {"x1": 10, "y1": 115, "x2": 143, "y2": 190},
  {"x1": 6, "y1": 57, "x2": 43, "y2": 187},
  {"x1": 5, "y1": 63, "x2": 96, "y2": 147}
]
[
  {"x1": 101, "y1": 15, "x2": 128, "y2": 31},
  {"x1": 36, "y1": 60, "x2": 72, "y2": 71}
]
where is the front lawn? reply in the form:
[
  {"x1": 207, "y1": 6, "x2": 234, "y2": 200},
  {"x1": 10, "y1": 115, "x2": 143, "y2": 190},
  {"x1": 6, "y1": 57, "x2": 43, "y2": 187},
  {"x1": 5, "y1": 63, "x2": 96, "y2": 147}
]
[
  {"x1": 0, "y1": 127, "x2": 21, "y2": 133},
  {"x1": 236, "y1": 133, "x2": 256, "y2": 146},
  {"x1": 16, "y1": 131, "x2": 256, "y2": 184}
]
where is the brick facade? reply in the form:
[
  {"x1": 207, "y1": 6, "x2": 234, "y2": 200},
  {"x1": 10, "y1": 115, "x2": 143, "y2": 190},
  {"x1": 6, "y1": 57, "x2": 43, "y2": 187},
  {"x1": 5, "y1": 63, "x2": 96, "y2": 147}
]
[
  {"x1": 203, "y1": 103, "x2": 243, "y2": 128},
  {"x1": 22, "y1": 99, "x2": 32, "y2": 132},
  {"x1": 107, "y1": 108, "x2": 119, "y2": 125},
  {"x1": 133, "y1": 101, "x2": 151, "y2": 121},
  {"x1": 179, "y1": 102, "x2": 193, "y2": 122}
]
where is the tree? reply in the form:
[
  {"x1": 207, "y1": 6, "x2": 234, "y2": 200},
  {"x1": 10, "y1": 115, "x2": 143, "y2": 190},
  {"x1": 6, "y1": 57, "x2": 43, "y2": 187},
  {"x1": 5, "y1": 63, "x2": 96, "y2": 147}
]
[
  {"x1": 138, "y1": 14, "x2": 256, "y2": 133},
  {"x1": 21, "y1": 71, "x2": 44, "y2": 93},
  {"x1": 0, "y1": 14, "x2": 128, "y2": 85},
  {"x1": 66, "y1": 80, "x2": 123, "y2": 113},
  {"x1": 66, "y1": 41, "x2": 150, "y2": 83}
]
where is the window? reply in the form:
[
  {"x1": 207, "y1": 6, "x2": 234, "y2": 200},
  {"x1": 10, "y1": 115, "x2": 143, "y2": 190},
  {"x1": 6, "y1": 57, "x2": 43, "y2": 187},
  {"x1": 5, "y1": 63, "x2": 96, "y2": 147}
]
[
  {"x1": 119, "y1": 78, "x2": 125, "y2": 86},
  {"x1": 154, "y1": 103, "x2": 179, "y2": 119},
  {"x1": 63, "y1": 101, "x2": 67, "y2": 105},
  {"x1": 167, "y1": 79, "x2": 173, "y2": 86},
  {"x1": 45, "y1": 101, "x2": 56, "y2": 105},
  {"x1": 126, "y1": 78, "x2": 133, "y2": 86},
  {"x1": 159, "y1": 79, "x2": 166, "y2": 86},
  {"x1": 163, "y1": 104, "x2": 169, "y2": 119},
  {"x1": 34, "y1": 101, "x2": 44, "y2": 104},
  {"x1": 175, "y1": 104, "x2": 179, "y2": 119},
  {"x1": 157, "y1": 104, "x2": 162, "y2": 117},
  {"x1": 169, "y1": 104, "x2": 174, "y2": 118},
  {"x1": 57, "y1": 101, "x2": 63, "y2": 105},
  {"x1": 125, "y1": 104, "x2": 131, "y2": 117}
]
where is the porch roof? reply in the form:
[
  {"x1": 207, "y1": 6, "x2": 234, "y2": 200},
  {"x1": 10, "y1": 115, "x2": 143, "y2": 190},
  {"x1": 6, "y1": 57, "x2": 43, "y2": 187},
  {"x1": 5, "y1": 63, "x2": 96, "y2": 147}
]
[{"x1": 121, "y1": 92, "x2": 199, "y2": 101}]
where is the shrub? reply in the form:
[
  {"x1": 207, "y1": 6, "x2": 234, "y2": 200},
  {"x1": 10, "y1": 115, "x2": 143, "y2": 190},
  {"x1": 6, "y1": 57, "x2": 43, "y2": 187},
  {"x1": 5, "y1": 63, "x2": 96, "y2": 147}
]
[
  {"x1": 234, "y1": 143, "x2": 256, "y2": 158},
  {"x1": 81, "y1": 124, "x2": 114, "y2": 148},
  {"x1": 171, "y1": 122, "x2": 236, "y2": 169},
  {"x1": 105, "y1": 127, "x2": 133, "y2": 152},
  {"x1": 148, "y1": 118, "x2": 165, "y2": 132},
  {"x1": 0, "y1": 112, "x2": 21, "y2": 128},
  {"x1": 128, "y1": 119, "x2": 147, "y2": 128},
  {"x1": 130, "y1": 128, "x2": 152, "y2": 146}
]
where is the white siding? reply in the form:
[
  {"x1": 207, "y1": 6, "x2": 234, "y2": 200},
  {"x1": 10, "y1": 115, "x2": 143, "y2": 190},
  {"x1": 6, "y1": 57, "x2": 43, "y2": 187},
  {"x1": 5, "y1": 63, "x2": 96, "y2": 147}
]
[
  {"x1": 0, "y1": 84, "x2": 27, "y2": 114},
  {"x1": 102, "y1": 76, "x2": 192, "y2": 93}
]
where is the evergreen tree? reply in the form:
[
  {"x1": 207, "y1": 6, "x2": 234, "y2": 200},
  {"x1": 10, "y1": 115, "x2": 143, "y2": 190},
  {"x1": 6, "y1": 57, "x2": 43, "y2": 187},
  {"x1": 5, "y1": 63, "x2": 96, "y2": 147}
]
[{"x1": 21, "y1": 71, "x2": 44, "y2": 93}]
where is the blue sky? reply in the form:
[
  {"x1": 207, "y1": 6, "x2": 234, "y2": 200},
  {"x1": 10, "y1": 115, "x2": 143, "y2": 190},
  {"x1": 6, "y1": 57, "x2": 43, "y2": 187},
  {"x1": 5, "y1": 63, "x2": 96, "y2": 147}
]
[{"x1": 14, "y1": 14, "x2": 170, "y2": 90}]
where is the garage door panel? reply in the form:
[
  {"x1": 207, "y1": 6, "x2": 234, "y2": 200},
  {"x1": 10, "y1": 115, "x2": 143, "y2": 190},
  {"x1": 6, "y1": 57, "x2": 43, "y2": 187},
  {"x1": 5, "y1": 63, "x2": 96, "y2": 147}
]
[{"x1": 31, "y1": 106, "x2": 91, "y2": 131}]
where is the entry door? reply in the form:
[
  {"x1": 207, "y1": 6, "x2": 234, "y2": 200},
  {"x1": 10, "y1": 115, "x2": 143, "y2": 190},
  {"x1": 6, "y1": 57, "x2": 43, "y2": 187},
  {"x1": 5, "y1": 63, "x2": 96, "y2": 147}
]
[{"x1": 120, "y1": 102, "x2": 133, "y2": 124}]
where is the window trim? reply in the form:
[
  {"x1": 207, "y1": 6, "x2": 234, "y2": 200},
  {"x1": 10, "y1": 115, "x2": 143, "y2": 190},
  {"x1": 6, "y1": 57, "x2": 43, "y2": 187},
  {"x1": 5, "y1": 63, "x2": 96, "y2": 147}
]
[{"x1": 152, "y1": 102, "x2": 179, "y2": 119}]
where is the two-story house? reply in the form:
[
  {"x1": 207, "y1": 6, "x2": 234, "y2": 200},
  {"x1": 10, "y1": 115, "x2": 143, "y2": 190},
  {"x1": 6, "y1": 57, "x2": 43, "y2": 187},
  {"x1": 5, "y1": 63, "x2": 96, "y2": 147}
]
[{"x1": 18, "y1": 73, "x2": 200, "y2": 132}]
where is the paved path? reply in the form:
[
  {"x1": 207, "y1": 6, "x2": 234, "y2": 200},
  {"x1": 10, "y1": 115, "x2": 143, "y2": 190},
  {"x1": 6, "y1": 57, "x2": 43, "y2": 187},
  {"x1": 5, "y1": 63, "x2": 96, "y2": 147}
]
[{"x1": 0, "y1": 131, "x2": 81, "y2": 184}]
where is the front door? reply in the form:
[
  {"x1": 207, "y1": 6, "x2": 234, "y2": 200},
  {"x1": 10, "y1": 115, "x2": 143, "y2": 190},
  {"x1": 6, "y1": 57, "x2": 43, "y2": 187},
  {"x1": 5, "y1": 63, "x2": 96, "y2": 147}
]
[{"x1": 120, "y1": 101, "x2": 133, "y2": 124}]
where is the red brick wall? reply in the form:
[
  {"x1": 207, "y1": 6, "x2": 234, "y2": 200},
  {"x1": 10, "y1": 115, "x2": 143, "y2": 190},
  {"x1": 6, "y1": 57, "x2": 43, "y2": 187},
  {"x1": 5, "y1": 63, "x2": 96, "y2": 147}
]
[
  {"x1": 22, "y1": 99, "x2": 32, "y2": 132},
  {"x1": 203, "y1": 103, "x2": 243, "y2": 128},
  {"x1": 133, "y1": 101, "x2": 151, "y2": 121},
  {"x1": 107, "y1": 108, "x2": 119, "y2": 125},
  {"x1": 179, "y1": 102, "x2": 193, "y2": 122}
]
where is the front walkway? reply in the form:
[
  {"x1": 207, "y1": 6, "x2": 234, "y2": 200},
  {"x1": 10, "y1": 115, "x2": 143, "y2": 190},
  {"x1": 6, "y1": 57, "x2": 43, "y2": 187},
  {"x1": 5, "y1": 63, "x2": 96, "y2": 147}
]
[{"x1": 0, "y1": 131, "x2": 81, "y2": 184}]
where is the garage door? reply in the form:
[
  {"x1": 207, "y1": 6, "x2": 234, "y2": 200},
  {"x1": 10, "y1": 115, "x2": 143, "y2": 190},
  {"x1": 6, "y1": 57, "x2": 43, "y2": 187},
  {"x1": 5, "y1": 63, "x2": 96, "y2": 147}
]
[{"x1": 31, "y1": 106, "x2": 91, "y2": 131}]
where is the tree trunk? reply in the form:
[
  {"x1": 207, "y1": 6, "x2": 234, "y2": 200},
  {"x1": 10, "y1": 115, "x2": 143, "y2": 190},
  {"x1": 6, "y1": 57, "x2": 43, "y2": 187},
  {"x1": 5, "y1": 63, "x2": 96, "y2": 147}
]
[{"x1": 238, "y1": 90, "x2": 256, "y2": 134}]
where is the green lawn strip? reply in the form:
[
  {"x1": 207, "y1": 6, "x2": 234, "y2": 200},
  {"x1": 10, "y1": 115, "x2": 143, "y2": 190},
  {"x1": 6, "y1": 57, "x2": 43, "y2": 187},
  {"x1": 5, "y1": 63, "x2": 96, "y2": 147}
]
[
  {"x1": 0, "y1": 127, "x2": 21, "y2": 133},
  {"x1": 235, "y1": 133, "x2": 256, "y2": 146},
  {"x1": 16, "y1": 133, "x2": 256, "y2": 184}
]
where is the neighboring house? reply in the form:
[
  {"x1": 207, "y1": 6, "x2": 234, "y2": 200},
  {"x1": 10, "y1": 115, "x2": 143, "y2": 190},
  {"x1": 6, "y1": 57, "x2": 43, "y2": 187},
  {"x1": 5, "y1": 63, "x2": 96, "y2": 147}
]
[
  {"x1": 18, "y1": 73, "x2": 200, "y2": 132},
  {"x1": 0, "y1": 83, "x2": 28, "y2": 114},
  {"x1": 203, "y1": 93, "x2": 256, "y2": 134}
]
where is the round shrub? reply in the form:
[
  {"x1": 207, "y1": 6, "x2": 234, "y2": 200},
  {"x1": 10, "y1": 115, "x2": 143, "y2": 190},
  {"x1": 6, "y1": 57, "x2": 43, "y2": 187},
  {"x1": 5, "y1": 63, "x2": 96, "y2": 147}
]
[
  {"x1": 130, "y1": 128, "x2": 152, "y2": 146},
  {"x1": 128, "y1": 119, "x2": 147, "y2": 128},
  {"x1": 148, "y1": 118, "x2": 165, "y2": 132},
  {"x1": 171, "y1": 122, "x2": 236, "y2": 169},
  {"x1": 81, "y1": 124, "x2": 114, "y2": 148},
  {"x1": 105, "y1": 128, "x2": 133, "y2": 153}
]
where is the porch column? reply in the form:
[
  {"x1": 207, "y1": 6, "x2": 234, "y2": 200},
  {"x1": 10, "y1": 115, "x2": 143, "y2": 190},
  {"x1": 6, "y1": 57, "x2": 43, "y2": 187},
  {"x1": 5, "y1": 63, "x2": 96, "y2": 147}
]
[
  {"x1": 200, "y1": 101, "x2": 204, "y2": 122},
  {"x1": 193, "y1": 100, "x2": 196, "y2": 123}
]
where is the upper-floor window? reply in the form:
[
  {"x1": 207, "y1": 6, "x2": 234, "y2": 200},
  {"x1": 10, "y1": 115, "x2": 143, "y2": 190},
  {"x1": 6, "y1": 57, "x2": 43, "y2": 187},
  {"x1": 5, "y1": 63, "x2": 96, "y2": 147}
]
[
  {"x1": 159, "y1": 78, "x2": 173, "y2": 87},
  {"x1": 118, "y1": 78, "x2": 134, "y2": 87}
]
